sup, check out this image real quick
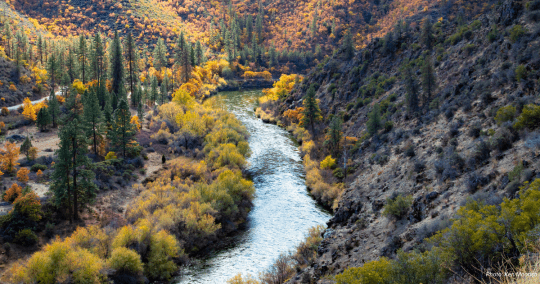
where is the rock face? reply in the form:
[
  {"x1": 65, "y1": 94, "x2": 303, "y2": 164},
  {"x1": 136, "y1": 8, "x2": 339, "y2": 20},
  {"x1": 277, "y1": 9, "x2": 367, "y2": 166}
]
[{"x1": 281, "y1": 0, "x2": 540, "y2": 282}]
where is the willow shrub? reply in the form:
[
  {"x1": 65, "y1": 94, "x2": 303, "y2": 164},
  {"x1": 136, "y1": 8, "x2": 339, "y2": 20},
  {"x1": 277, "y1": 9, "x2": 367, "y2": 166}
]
[{"x1": 108, "y1": 247, "x2": 144, "y2": 275}]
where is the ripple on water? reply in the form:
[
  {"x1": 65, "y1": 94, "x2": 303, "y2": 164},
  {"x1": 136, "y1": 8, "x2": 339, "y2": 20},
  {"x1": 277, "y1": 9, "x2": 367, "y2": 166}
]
[{"x1": 176, "y1": 90, "x2": 331, "y2": 284}]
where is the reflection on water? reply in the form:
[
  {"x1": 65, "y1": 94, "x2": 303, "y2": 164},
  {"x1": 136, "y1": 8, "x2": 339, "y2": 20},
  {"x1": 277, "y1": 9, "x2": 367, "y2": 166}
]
[{"x1": 176, "y1": 90, "x2": 331, "y2": 283}]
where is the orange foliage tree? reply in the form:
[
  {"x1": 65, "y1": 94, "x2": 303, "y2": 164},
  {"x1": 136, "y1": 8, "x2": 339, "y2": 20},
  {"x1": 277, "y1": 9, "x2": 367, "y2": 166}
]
[
  {"x1": 17, "y1": 167, "x2": 30, "y2": 183},
  {"x1": 0, "y1": 141, "x2": 21, "y2": 173},
  {"x1": 4, "y1": 183, "x2": 22, "y2": 203}
]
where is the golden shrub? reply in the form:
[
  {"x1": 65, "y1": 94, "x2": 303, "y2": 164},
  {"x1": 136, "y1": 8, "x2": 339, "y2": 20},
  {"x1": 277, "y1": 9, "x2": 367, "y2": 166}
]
[{"x1": 17, "y1": 167, "x2": 30, "y2": 183}]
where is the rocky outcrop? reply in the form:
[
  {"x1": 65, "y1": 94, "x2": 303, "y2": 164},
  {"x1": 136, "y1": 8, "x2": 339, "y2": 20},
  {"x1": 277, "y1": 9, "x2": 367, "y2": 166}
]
[{"x1": 282, "y1": 0, "x2": 540, "y2": 282}]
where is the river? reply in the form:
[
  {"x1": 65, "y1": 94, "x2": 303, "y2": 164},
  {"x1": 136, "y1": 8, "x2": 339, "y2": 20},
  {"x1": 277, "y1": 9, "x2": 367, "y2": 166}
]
[{"x1": 176, "y1": 89, "x2": 331, "y2": 283}]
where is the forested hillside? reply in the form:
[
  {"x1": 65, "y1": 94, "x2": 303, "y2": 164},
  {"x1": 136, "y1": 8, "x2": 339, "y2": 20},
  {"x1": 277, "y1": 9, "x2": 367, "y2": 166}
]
[{"x1": 253, "y1": 0, "x2": 540, "y2": 283}]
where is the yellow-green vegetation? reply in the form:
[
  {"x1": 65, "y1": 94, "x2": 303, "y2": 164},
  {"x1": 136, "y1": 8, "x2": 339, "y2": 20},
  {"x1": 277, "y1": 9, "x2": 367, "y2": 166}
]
[
  {"x1": 495, "y1": 105, "x2": 517, "y2": 125},
  {"x1": 382, "y1": 194, "x2": 413, "y2": 219},
  {"x1": 304, "y1": 150, "x2": 344, "y2": 210},
  {"x1": 320, "y1": 155, "x2": 337, "y2": 170},
  {"x1": 514, "y1": 104, "x2": 540, "y2": 130},
  {"x1": 4, "y1": 79, "x2": 254, "y2": 283},
  {"x1": 336, "y1": 179, "x2": 540, "y2": 283}
]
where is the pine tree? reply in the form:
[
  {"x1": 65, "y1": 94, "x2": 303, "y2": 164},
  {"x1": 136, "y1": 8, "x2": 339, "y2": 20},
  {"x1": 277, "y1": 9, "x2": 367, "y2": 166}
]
[
  {"x1": 181, "y1": 46, "x2": 191, "y2": 83},
  {"x1": 83, "y1": 89, "x2": 103, "y2": 155},
  {"x1": 97, "y1": 75, "x2": 108, "y2": 109},
  {"x1": 61, "y1": 88, "x2": 80, "y2": 125},
  {"x1": 176, "y1": 32, "x2": 186, "y2": 64},
  {"x1": 104, "y1": 94, "x2": 113, "y2": 127},
  {"x1": 131, "y1": 82, "x2": 139, "y2": 107},
  {"x1": 91, "y1": 33, "x2": 105, "y2": 85},
  {"x1": 48, "y1": 89, "x2": 60, "y2": 128},
  {"x1": 150, "y1": 76, "x2": 159, "y2": 104},
  {"x1": 109, "y1": 99, "x2": 136, "y2": 158},
  {"x1": 403, "y1": 65, "x2": 419, "y2": 115},
  {"x1": 51, "y1": 130, "x2": 73, "y2": 222},
  {"x1": 190, "y1": 44, "x2": 196, "y2": 66},
  {"x1": 153, "y1": 38, "x2": 167, "y2": 70},
  {"x1": 325, "y1": 116, "x2": 343, "y2": 156},
  {"x1": 47, "y1": 52, "x2": 59, "y2": 91},
  {"x1": 126, "y1": 32, "x2": 139, "y2": 99},
  {"x1": 65, "y1": 48, "x2": 77, "y2": 83},
  {"x1": 37, "y1": 34, "x2": 43, "y2": 65},
  {"x1": 246, "y1": 15, "x2": 253, "y2": 43},
  {"x1": 51, "y1": 120, "x2": 97, "y2": 222},
  {"x1": 160, "y1": 74, "x2": 168, "y2": 105},
  {"x1": 421, "y1": 56, "x2": 437, "y2": 105},
  {"x1": 20, "y1": 137, "x2": 32, "y2": 158},
  {"x1": 421, "y1": 17, "x2": 435, "y2": 50},
  {"x1": 343, "y1": 30, "x2": 354, "y2": 60},
  {"x1": 36, "y1": 107, "x2": 51, "y2": 132},
  {"x1": 301, "y1": 85, "x2": 322, "y2": 133},
  {"x1": 110, "y1": 31, "x2": 124, "y2": 108},
  {"x1": 195, "y1": 41, "x2": 203, "y2": 65},
  {"x1": 367, "y1": 103, "x2": 382, "y2": 136},
  {"x1": 77, "y1": 35, "x2": 88, "y2": 84}
]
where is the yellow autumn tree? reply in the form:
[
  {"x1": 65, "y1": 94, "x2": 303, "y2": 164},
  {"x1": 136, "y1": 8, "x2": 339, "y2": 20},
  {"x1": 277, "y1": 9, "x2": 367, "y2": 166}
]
[
  {"x1": 131, "y1": 116, "x2": 141, "y2": 131},
  {"x1": 22, "y1": 97, "x2": 37, "y2": 121}
]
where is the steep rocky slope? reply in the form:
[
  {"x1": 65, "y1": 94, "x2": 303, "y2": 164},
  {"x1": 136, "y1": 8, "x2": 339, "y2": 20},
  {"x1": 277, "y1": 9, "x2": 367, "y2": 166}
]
[{"x1": 272, "y1": 0, "x2": 540, "y2": 282}]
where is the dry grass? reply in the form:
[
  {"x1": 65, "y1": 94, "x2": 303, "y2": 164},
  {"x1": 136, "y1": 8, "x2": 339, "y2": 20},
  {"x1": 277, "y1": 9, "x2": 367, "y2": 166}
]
[{"x1": 481, "y1": 244, "x2": 540, "y2": 284}]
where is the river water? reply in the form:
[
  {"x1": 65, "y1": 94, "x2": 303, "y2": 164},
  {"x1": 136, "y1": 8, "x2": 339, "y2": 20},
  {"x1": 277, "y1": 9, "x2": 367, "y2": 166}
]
[{"x1": 176, "y1": 89, "x2": 331, "y2": 283}]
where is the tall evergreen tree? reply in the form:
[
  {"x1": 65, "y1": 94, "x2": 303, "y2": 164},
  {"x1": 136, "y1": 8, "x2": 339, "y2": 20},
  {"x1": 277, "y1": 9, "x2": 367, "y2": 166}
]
[
  {"x1": 153, "y1": 38, "x2": 167, "y2": 70},
  {"x1": 51, "y1": 130, "x2": 73, "y2": 222},
  {"x1": 83, "y1": 90, "x2": 103, "y2": 154},
  {"x1": 37, "y1": 34, "x2": 43, "y2": 65},
  {"x1": 20, "y1": 137, "x2": 32, "y2": 159},
  {"x1": 110, "y1": 31, "x2": 124, "y2": 108},
  {"x1": 150, "y1": 76, "x2": 159, "y2": 104},
  {"x1": 65, "y1": 48, "x2": 77, "y2": 83},
  {"x1": 311, "y1": 10, "x2": 318, "y2": 37},
  {"x1": 97, "y1": 75, "x2": 108, "y2": 109},
  {"x1": 104, "y1": 94, "x2": 113, "y2": 128},
  {"x1": 160, "y1": 75, "x2": 168, "y2": 105},
  {"x1": 47, "y1": 52, "x2": 59, "y2": 91},
  {"x1": 301, "y1": 85, "x2": 322, "y2": 133},
  {"x1": 421, "y1": 56, "x2": 437, "y2": 105},
  {"x1": 126, "y1": 32, "x2": 138, "y2": 100},
  {"x1": 195, "y1": 41, "x2": 203, "y2": 65},
  {"x1": 36, "y1": 107, "x2": 51, "y2": 132},
  {"x1": 325, "y1": 116, "x2": 343, "y2": 156},
  {"x1": 77, "y1": 35, "x2": 88, "y2": 84},
  {"x1": 48, "y1": 89, "x2": 60, "y2": 128},
  {"x1": 343, "y1": 30, "x2": 354, "y2": 60},
  {"x1": 421, "y1": 17, "x2": 434, "y2": 50},
  {"x1": 137, "y1": 100, "x2": 144, "y2": 123},
  {"x1": 367, "y1": 103, "x2": 382, "y2": 136},
  {"x1": 91, "y1": 33, "x2": 105, "y2": 85},
  {"x1": 109, "y1": 99, "x2": 136, "y2": 158},
  {"x1": 52, "y1": 120, "x2": 97, "y2": 222},
  {"x1": 181, "y1": 46, "x2": 191, "y2": 83},
  {"x1": 403, "y1": 65, "x2": 419, "y2": 115}
]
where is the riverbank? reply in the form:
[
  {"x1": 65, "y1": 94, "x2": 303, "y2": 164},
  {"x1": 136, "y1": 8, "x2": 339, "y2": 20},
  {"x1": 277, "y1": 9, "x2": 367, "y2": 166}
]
[
  {"x1": 177, "y1": 89, "x2": 330, "y2": 283},
  {"x1": 218, "y1": 78, "x2": 275, "y2": 92}
]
